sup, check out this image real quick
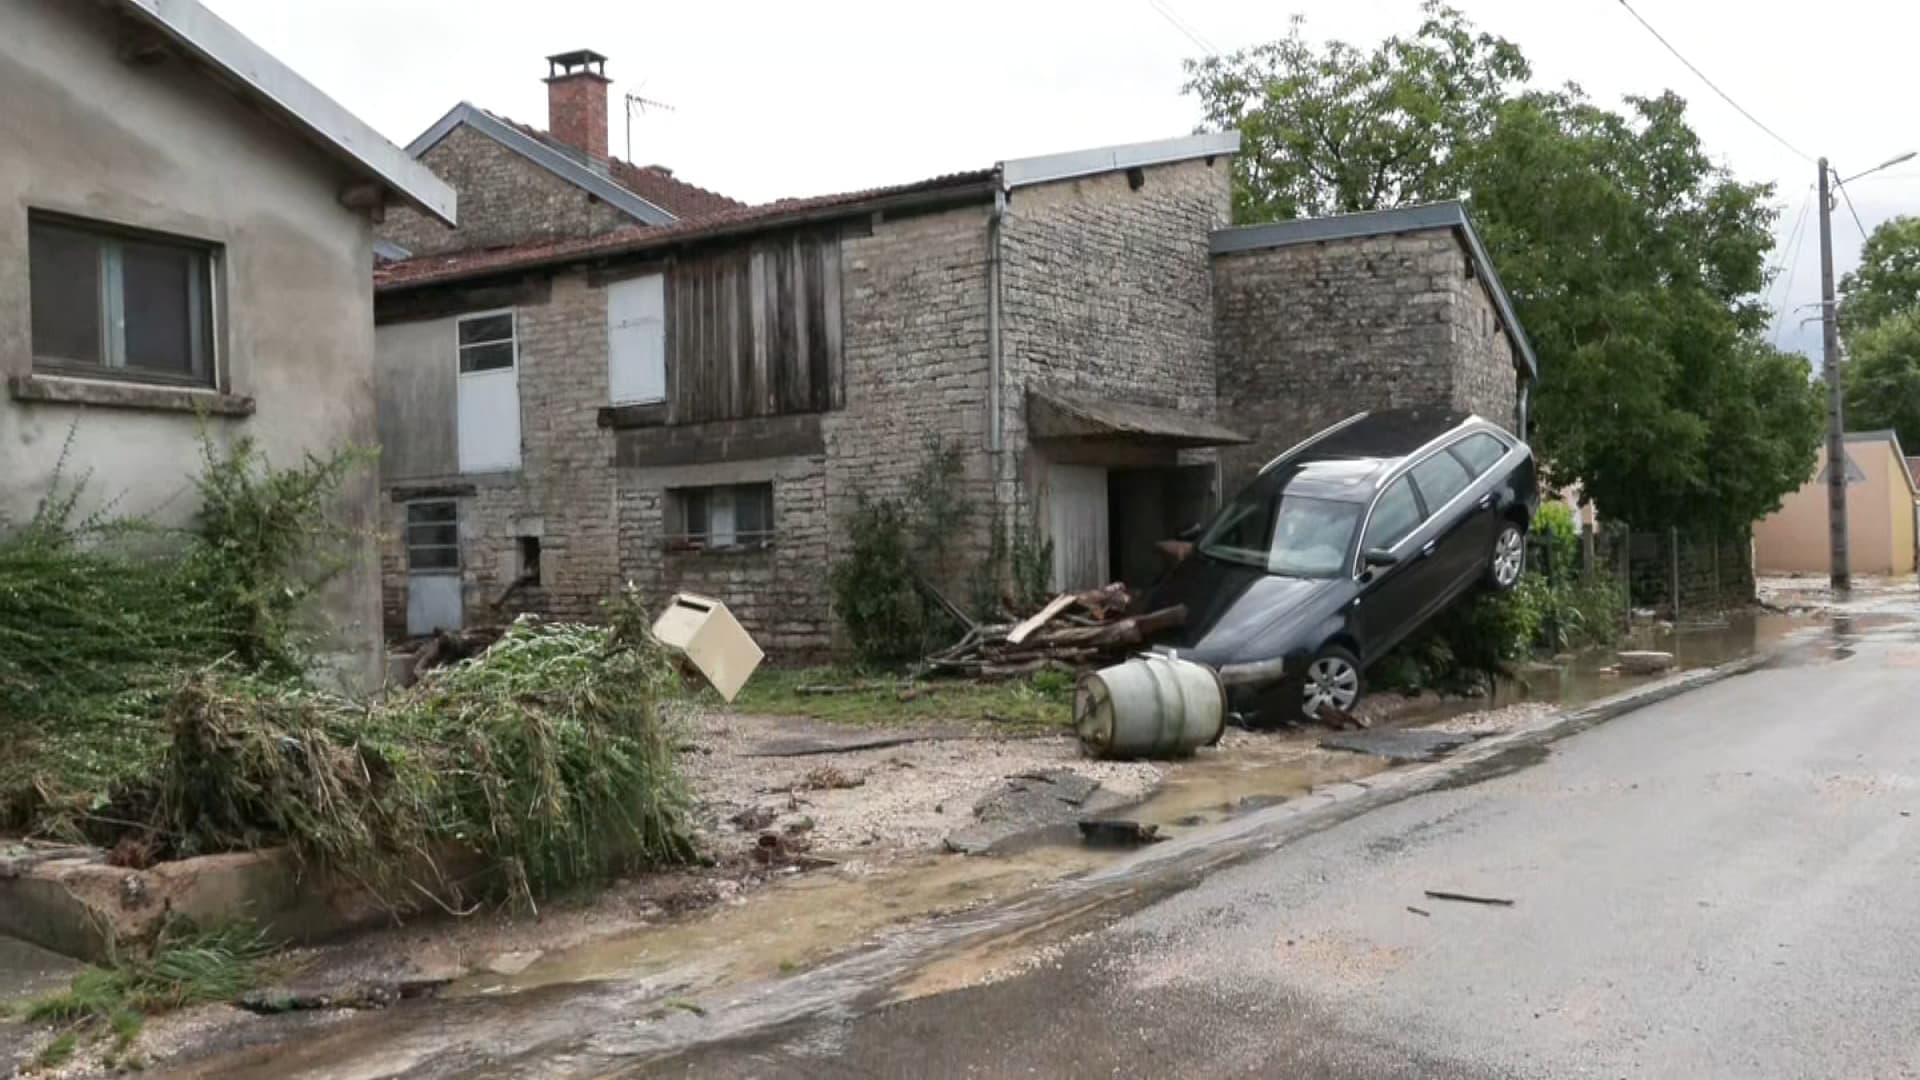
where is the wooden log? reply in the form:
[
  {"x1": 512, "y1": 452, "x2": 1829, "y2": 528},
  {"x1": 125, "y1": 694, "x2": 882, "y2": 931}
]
[
  {"x1": 1028, "y1": 605, "x2": 1187, "y2": 649},
  {"x1": 1007, "y1": 593, "x2": 1075, "y2": 645}
]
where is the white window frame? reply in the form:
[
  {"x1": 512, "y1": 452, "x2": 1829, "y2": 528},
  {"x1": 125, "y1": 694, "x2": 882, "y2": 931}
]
[
  {"x1": 455, "y1": 308, "x2": 519, "y2": 375},
  {"x1": 27, "y1": 212, "x2": 220, "y2": 387}
]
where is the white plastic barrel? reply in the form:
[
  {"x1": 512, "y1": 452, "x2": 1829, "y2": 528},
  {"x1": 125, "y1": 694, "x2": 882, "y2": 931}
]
[{"x1": 1075, "y1": 655, "x2": 1226, "y2": 760}]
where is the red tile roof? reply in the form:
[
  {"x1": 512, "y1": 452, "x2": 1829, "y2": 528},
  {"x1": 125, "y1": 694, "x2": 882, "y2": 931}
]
[
  {"x1": 493, "y1": 112, "x2": 745, "y2": 219},
  {"x1": 374, "y1": 168, "x2": 997, "y2": 290}
]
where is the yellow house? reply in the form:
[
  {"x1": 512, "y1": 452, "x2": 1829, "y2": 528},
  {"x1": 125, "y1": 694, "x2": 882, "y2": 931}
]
[{"x1": 1754, "y1": 431, "x2": 1919, "y2": 576}]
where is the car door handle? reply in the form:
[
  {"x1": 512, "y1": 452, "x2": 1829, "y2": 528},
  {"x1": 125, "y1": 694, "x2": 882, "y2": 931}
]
[
  {"x1": 1420, "y1": 539, "x2": 1438, "y2": 559},
  {"x1": 1478, "y1": 492, "x2": 1496, "y2": 510}
]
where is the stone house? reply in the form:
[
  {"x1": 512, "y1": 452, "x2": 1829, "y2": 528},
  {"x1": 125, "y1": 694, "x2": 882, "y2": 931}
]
[
  {"x1": 371, "y1": 52, "x2": 1535, "y2": 654},
  {"x1": 1, "y1": 0, "x2": 454, "y2": 687}
]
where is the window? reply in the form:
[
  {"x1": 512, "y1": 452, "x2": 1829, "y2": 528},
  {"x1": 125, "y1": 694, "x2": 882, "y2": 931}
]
[
  {"x1": 607, "y1": 273, "x2": 666, "y2": 404},
  {"x1": 1362, "y1": 476, "x2": 1423, "y2": 553},
  {"x1": 516, "y1": 536, "x2": 542, "y2": 584},
  {"x1": 405, "y1": 500, "x2": 460, "y2": 571},
  {"x1": 1198, "y1": 490, "x2": 1362, "y2": 579},
  {"x1": 29, "y1": 215, "x2": 215, "y2": 383},
  {"x1": 668, "y1": 483, "x2": 774, "y2": 551},
  {"x1": 1450, "y1": 432, "x2": 1510, "y2": 477},
  {"x1": 1408, "y1": 450, "x2": 1475, "y2": 513},
  {"x1": 457, "y1": 312, "x2": 516, "y2": 373}
]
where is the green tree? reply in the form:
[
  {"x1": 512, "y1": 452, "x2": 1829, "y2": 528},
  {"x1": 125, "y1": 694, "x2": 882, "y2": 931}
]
[
  {"x1": 1184, "y1": 5, "x2": 1821, "y2": 530},
  {"x1": 1844, "y1": 309, "x2": 1920, "y2": 449},
  {"x1": 1839, "y1": 216, "x2": 1920, "y2": 337}
]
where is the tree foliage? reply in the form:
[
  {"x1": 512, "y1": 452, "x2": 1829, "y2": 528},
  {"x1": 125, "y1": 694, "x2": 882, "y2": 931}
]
[
  {"x1": 1844, "y1": 309, "x2": 1920, "y2": 450},
  {"x1": 1185, "y1": 3, "x2": 1822, "y2": 530},
  {"x1": 1839, "y1": 215, "x2": 1920, "y2": 337}
]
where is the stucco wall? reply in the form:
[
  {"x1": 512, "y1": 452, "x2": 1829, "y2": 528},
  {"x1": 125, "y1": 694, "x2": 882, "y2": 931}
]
[
  {"x1": 1753, "y1": 441, "x2": 1911, "y2": 576},
  {"x1": 377, "y1": 124, "x2": 633, "y2": 258},
  {"x1": 1211, "y1": 228, "x2": 1522, "y2": 492},
  {"x1": 0, "y1": 0, "x2": 382, "y2": 686}
]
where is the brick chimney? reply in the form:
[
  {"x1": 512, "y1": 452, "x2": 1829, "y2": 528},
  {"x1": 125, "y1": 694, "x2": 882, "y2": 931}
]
[{"x1": 545, "y1": 50, "x2": 610, "y2": 163}]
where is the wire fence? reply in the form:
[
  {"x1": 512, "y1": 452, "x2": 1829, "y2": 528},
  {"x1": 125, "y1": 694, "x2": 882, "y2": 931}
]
[{"x1": 1587, "y1": 524, "x2": 1755, "y2": 621}]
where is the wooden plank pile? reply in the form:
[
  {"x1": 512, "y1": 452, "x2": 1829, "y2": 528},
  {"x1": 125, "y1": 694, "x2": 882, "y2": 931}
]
[{"x1": 922, "y1": 583, "x2": 1187, "y2": 677}]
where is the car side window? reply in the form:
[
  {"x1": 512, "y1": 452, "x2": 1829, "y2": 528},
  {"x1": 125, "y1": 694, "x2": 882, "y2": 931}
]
[
  {"x1": 1362, "y1": 477, "x2": 1422, "y2": 553},
  {"x1": 1409, "y1": 450, "x2": 1474, "y2": 513},
  {"x1": 1451, "y1": 433, "x2": 1509, "y2": 477}
]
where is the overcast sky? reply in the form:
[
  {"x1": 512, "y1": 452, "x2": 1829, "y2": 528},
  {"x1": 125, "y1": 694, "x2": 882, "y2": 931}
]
[{"x1": 205, "y1": 0, "x2": 1919, "y2": 361}]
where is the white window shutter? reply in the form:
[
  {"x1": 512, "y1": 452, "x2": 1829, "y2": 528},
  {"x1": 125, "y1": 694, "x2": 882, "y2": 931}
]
[{"x1": 607, "y1": 274, "x2": 666, "y2": 404}]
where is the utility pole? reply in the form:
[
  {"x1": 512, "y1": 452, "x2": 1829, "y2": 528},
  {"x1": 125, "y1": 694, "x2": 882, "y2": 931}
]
[{"x1": 1817, "y1": 157, "x2": 1850, "y2": 591}]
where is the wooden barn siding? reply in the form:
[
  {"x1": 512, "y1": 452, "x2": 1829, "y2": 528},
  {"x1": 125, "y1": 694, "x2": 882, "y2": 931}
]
[{"x1": 665, "y1": 232, "x2": 843, "y2": 423}]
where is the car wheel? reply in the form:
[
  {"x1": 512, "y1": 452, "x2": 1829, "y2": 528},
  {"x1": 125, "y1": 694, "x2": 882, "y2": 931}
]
[
  {"x1": 1488, "y1": 522, "x2": 1526, "y2": 591},
  {"x1": 1297, "y1": 645, "x2": 1364, "y2": 722}
]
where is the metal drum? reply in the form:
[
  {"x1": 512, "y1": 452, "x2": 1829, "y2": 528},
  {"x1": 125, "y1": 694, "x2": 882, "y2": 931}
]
[{"x1": 1075, "y1": 655, "x2": 1226, "y2": 760}]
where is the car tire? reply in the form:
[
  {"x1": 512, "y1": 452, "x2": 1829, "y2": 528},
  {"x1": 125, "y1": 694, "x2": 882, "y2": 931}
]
[
  {"x1": 1487, "y1": 521, "x2": 1526, "y2": 592},
  {"x1": 1293, "y1": 644, "x2": 1364, "y2": 724}
]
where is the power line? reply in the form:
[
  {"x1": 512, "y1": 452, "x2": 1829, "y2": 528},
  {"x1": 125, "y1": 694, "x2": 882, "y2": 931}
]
[
  {"x1": 1145, "y1": 0, "x2": 1219, "y2": 56},
  {"x1": 1765, "y1": 185, "x2": 1813, "y2": 314},
  {"x1": 1613, "y1": 0, "x2": 1813, "y2": 164},
  {"x1": 1832, "y1": 176, "x2": 1872, "y2": 242},
  {"x1": 1771, "y1": 190, "x2": 1813, "y2": 346}
]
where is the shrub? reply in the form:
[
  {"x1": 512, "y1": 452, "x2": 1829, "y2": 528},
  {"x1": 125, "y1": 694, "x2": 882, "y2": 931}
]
[
  {"x1": 155, "y1": 613, "x2": 695, "y2": 909},
  {"x1": 830, "y1": 437, "x2": 982, "y2": 665}
]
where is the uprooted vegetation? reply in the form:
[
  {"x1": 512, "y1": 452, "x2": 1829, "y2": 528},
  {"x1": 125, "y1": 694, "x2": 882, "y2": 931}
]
[
  {"x1": 2, "y1": 431, "x2": 695, "y2": 913},
  {"x1": 13, "y1": 921, "x2": 274, "y2": 1072}
]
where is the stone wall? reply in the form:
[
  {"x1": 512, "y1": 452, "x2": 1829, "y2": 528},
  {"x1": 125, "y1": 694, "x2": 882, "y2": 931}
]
[
  {"x1": 1449, "y1": 262, "x2": 1521, "y2": 430},
  {"x1": 825, "y1": 202, "x2": 997, "y2": 597},
  {"x1": 1211, "y1": 228, "x2": 1522, "y2": 491},
  {"x1": 377, "y1": 124, "x2": 633, "y2": 258},
  {"x1": 378, "y1": 272, "x2": 622, "y2": 634},
  {"x1": 614, "y1": 455, "x2": 833, "y2": 656},
  {"x1": 1000, "y1": 157, "x2": 1230, "y2": 417}
]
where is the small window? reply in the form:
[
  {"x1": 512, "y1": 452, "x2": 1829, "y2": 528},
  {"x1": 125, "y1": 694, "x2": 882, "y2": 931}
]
[
  {"x1": 1450, "y1": 432, "x2": 1509, "y2": 477},
  {"x1": 457, "y1": 312, "x2": 516, "y2": 373},
  {"x1": 668, "y1": 483, "x2": 774, "y2": 551},
  {"x1": 29, "y1": 215, "x2": 216, "y2": 384},
  {"x1": 1408, "y1": 450, "x2": 1475, "y2": 513},
  {"x1": 516, "y1": 536, "x2": 542, "y2": 584},
  {"x1": 1362, "y1": 476, "x2": 1423, "y2": 553},
  {"x1": 405, "y1": 500, "x2": 460, "y2": 571}
]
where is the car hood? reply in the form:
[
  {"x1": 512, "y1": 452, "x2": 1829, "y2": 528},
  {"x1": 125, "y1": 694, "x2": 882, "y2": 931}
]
[{"x1": 1144, "y1": 553, "x2": 1337, "y2": 665}]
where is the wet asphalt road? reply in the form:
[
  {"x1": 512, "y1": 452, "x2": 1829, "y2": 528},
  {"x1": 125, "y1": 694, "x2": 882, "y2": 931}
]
[{"x1": 639, "y1": 617, "x2": 1920, "y2": 1079}]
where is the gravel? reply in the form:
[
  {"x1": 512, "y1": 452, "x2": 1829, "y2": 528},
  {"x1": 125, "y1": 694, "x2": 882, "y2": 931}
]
[{"x1": 681, "y1": 712, "x2": 1163, "y2": 858}]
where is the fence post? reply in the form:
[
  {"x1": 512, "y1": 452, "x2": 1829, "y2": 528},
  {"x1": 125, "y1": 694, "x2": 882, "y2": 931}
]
[
  {"x1": 1711, "y1": 529, "x2": 1720, "y2": 607},
  {"x1": 1619, "y1": 527, "x2": 1633, "y2": 632},
  {"x1": 1669, "y1": 526, "x2": 1682, "y2": 624},
  {"x1": 1581, "y1": 524, "x2": 1597, "y2": 579},
  {"x1": 1542, "y1": 537, "x2": 1560, "y2": 651}
]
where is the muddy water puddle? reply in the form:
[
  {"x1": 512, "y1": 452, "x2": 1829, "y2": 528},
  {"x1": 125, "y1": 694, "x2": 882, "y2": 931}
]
[
  {"x1": 450, "y1": 847, "x2": 1113, "y2": 1000},
  {"x1": 450, "y1": 735, "x2": 1376, "y2": 1004}
]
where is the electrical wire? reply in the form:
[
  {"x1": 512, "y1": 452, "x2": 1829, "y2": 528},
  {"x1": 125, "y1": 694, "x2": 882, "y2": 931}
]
[
  {"x1": 1614, "y1": 0, "x2": 1813, "y2": 164},
  {"x1": 1832, "y1": 176, "x2": 1872, "y2": 242},
  {"x1": 1765, "y1": 185, "x2": 1813, "y2": 314},
  {"x1": 1771, "y1": 191, "x2": 1813, "y2": 347},
  {"x1": 1146, "y1": 0, "x2": 1219, "y2": 57}
]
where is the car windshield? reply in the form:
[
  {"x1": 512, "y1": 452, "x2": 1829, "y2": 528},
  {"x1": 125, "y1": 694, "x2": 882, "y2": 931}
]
[{"x1": 1198, "y1": 489, "x2": 1361, "y2": 578}]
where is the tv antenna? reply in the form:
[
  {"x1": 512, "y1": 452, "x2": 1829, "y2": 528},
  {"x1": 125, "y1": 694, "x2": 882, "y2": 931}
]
[{"x1": 623, "y1": 88, "x2": 677, "y2": 162}]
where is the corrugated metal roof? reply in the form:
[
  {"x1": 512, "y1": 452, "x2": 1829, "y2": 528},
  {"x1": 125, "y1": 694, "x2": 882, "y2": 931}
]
[{"x1": 113, "y1": 0, "x2": 455, "y2": 224}]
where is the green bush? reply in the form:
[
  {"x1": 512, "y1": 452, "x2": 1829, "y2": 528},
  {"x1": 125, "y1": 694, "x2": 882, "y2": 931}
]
[
  {"x1": 830, "y1": 437, "x2": 983, "y2": 665},
  {"x1": 2, "y1": 431, "x2": 367, "y2": 836}
]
